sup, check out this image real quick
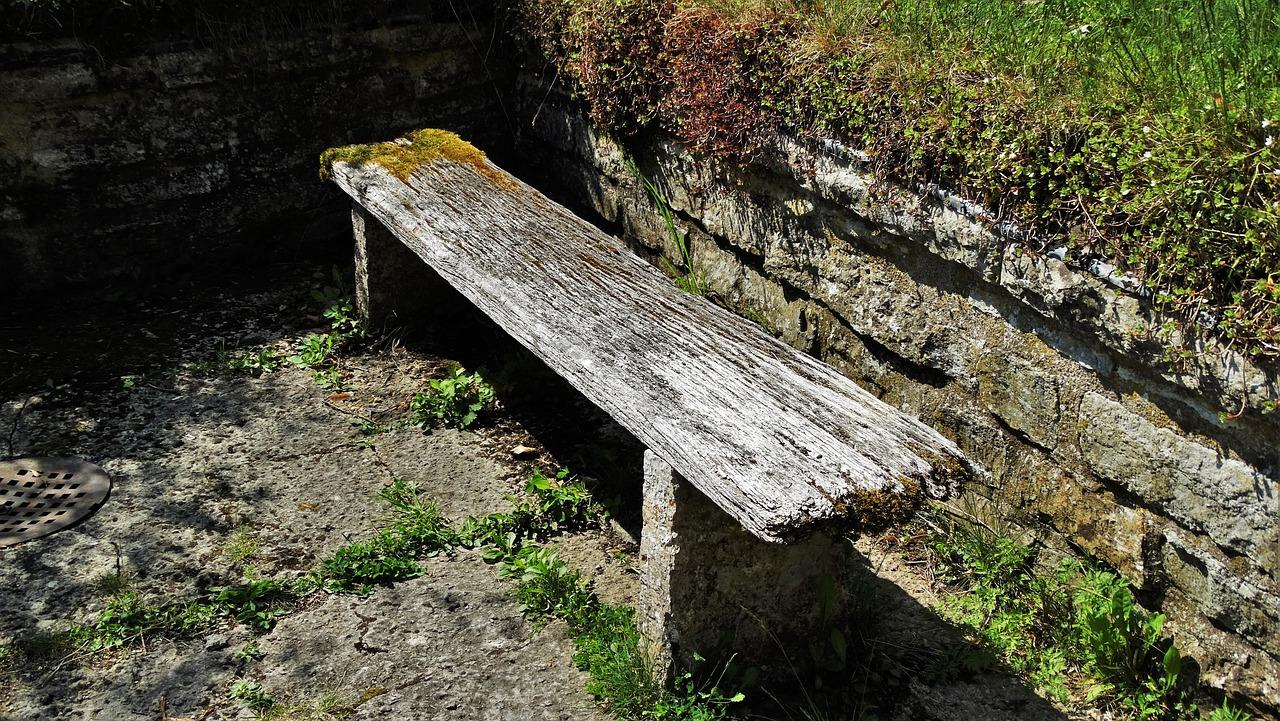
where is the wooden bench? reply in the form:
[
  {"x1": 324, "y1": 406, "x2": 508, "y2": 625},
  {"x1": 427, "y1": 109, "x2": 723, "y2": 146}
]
[{"x1": 324, "y1": 129, "x2": 969, "y2": 676}]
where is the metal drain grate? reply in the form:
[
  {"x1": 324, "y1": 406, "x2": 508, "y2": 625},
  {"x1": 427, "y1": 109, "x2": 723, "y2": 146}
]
[{"x1": 0, "y1": 457, "x2": 111, "y2": 548}]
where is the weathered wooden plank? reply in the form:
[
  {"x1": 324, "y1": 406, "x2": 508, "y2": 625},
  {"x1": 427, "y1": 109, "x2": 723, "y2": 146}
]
[{"x1": 330, "y1": 143, "x2": 967, "y2": 542}]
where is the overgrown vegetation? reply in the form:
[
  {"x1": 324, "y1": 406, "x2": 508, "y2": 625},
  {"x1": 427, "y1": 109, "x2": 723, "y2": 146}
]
[
  {"x1": 515, "y1": 0, "x2": 1280, "y2": 367},
  {"x1": 921, "y1": 511, "x2": 1252, "y2": 720}
]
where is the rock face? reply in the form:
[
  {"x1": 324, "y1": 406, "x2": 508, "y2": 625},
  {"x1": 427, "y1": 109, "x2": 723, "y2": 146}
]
[
  {"x1": 517, "y1": 97, "x2": 1280, "y2": 711},
  {"x1": 0, "y1": 15, "x2": 510, "y2": 299}
]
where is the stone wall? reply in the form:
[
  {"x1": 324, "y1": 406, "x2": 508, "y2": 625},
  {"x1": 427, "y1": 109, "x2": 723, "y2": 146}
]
[
  {"x1": 0, "y1": 15, "x2": 511, "y2": 299},
  {"x1": 519, "y1": 98, "x2": 1280, "y2": 711}
]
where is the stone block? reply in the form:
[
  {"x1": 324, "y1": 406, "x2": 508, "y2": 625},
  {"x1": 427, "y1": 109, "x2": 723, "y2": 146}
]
[
  {"x1": 1079, "y1": 392, "x2": 1278, "y2": 569},
  {"x1": 353, "y1": 204, "x2": 448, "y2": 330},
  {"x1": 638, "y1": 450, "x2": 856, "y2": 682}
]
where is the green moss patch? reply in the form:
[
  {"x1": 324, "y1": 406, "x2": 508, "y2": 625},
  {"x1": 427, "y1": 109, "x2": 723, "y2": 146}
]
[{"x1": 320, "y1": 129, "x2": 514, "y2": 189}]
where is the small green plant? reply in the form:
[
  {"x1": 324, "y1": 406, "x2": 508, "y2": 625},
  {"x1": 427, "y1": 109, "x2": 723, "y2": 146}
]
[
  {"x1": 625, "y1": 157, "x2": 707, "y2": 297},
  {"x1": 312, "y1": 369, "x2": 346, "y2": 390},
  {"x1": 231, "y1": 681, "x2": 277, "y2": 713},
  {"x1": 289, "y1": 272, "x2": 366, "y2": 373},
  {"x1": 1074, "y1": 569, "x2": 1184, "y2": 717},
  {"x1": 408, "y1": 367, "x2": 495, "y2": 429},
  {"x1": 457, "y1": 469, "x2": 596, "y2": 559},
  {"x1": 1205, "y1": 700, "x2": 1251, "y2": 721},
  {"x1": 310, "y1": 480, "x2": 457, "y2": 595},
  {"x1": 210, "y1": 579, "x2": 292, "y2": 633},
  {"x1": 289, "y1": 333, "x2": 338, "y2": 368},
  {"x1": 236, "y1": 640, "x2": 264, "y2": 663},
  {"x1": 652, "y1": 657, "x2": 745, "y2": 721},
  {"x1": 501, "y1": 546, "x2": 598, "y2": 626},
  {"x1": 225, "y1": 525, "x2": 261, "y2": 565},
  {"x1": 523, "y1": 468, "x2": 594, "y2": 532},
  {"x1": 313, "y1": 532, "x2": 426, "y2": 595},
  {"x1": 216, "y1": 346, "x2": 284, "y2": 377}
]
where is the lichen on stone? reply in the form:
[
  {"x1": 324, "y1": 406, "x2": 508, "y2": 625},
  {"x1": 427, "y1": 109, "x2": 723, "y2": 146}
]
[{"x1": 319, "y1": 129, "x2": 514, "y2": 189}]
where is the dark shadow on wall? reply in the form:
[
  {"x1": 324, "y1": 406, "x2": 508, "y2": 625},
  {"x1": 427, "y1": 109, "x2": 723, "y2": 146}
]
[{"x1": 1, "y1": 6, "x2": 519, "y2": 313}]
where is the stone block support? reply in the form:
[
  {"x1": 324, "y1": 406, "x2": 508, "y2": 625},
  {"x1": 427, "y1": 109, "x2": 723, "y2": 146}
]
[
  {"x1": 353, "y1": 204, "x2": 450, "y2": 328},
  {"x1": 638, "y1": 449, "x2": 856, "y2": 682}
]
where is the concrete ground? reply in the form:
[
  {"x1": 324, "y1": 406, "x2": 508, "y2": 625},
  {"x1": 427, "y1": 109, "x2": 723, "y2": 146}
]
[
  {"x1": 0, "y1": 265, "x2": 632, "y2": 720},
  {"x1": 0, "y1": 263, "x2": 1066, "y2": 721}
]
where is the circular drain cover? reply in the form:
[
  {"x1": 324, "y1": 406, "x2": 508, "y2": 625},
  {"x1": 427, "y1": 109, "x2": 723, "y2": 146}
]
[{"x1": 0, "y1": 457, "x2": 111, "y2": 548}]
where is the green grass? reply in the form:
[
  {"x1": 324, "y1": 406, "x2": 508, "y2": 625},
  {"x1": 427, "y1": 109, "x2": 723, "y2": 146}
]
[
  {"x1": 225, "y1": 525, "x2": 261, "y2": 565},
  {"x1": 515, "y1": 0, "x2": 1280, "y2": 371}
]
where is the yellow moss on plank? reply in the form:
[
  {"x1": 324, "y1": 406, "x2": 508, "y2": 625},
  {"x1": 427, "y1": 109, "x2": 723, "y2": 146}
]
[{"x1": 319, "y1": 129, "x2": 514, "y2": 189}]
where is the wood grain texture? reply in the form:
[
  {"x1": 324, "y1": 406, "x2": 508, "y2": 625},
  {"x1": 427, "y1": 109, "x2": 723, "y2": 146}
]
[{"x1": 332, "y1": 153, "x2": 967, "y2": 542}]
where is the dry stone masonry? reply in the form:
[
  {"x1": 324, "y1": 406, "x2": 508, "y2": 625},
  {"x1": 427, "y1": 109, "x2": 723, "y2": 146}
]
[{"x1": 518, "y1": 96, "x2": 1280, "y2": 709}]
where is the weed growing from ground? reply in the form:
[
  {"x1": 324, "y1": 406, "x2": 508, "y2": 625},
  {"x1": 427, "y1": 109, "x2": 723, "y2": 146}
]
[
  {"x1": 408, "y1": 367, "x2": 495, "y2": 429},
  {"x1": 231, "y1": 680, "x2": 277, "y2": 713},
  {"x1": 214, "y1": 346, "x2": 285, "y2": 377},
  {"x1": 457, "y1": 469, "x2": 597, "y2": 561},
  {"x1": 289, "y1": 333, "x2": 338, "y2": 368},
  {"x1": 924, "y1": 512, "x2": 1247, "y2": 720},
  {"x1": 210, "y1": 579, "x2": 292, "y2": 633},
  {"x1": 312, "y1": 368, "x2": 346, "y2": 390},
  {"x1": 500, "y1": 546, "x2": 598, "y2": 626},
  {"x1": 1206, "y1": 701, "x2": 1253, "y2": 721},
  {"x1": 500, "y1": 543, "x2": 744, "y2": 720},
  {"x1": 225, "y1": 524, "x2": 261, "y2": 565},
  {"x1": 236, "y1": 640, "x2": 264, "y2": 663},
  {"x1": 308, "y1": 480, "x2": 458, "y2": 595}
]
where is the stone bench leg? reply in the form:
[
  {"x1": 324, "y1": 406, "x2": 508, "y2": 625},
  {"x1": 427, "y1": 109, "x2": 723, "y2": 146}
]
[
  {"x1": 638, "y1": 449, "x2": 855, "y2": 683},
  {"x1": 353, "y1": 204, "x2": 449, "y2": 328}
]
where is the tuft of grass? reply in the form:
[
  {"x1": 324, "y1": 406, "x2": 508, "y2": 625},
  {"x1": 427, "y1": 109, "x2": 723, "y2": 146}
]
[
  {"x1": 93, "y1": 568, "x2": 136, "y2": 596},
  {"x1": 255, "y1": 690, "x2": 364, "y2": 721},
  {"x1": 624, "y1": 156, "x2": 707, "y2": 296},
  {"x1": 225, "y1": 525, "x2": 261, "y2": 565}
]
